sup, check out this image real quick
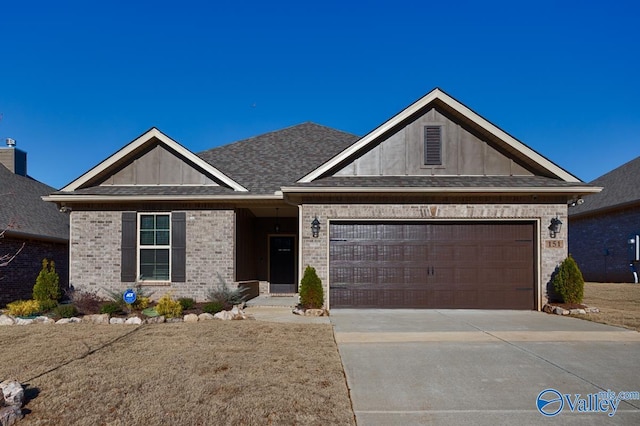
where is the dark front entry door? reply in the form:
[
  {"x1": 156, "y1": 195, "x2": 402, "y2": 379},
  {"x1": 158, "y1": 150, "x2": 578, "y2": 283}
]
[{"x1": 270, "y1": 236, "x2": 296, "y2": 293}]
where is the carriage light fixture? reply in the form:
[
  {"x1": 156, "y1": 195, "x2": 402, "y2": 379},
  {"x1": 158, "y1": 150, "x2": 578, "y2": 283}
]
[
  {"x1": 548, "y1": 216, "x2": 563, "y2": 238},
  {"x1": 311, "y1": 217, "x2": 321, "y2": 238}
]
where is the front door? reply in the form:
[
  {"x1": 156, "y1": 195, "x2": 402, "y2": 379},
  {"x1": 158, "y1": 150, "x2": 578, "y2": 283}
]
[{"x1": 269, "y1": 236, "x2": 297, "y2": 293}]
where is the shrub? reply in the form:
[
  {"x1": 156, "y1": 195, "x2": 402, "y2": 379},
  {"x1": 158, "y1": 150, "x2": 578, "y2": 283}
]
[
  {"x1": 207, "y1": 274, "x2": 247, "y2": 309},
  {"x1": 134, "y1": 296, "x2": 150, "y2": 310},
  {"x1": 67, "y1": 288, "x2": 103, "y2": 314},
  {"x1": 38, "y1": 298, "x2": 58, "y2": 312},
  {"x1": 178, "y1": 297, "x2": 196, "y2": 310},
  {"x1": 100, "y1": 302, "x2": 123, "y2": 315},
  {"x1": 551, "y1": 255, "x2": 585, "y2": 304},
  {"x1": 299, "y1": 265, "x2": 324, "y2": 309},
  {"x1": 54, "y1": 304, "x2": 78, "y2": 318},
  {"x1": 203, "y1": 301, "x2": 224, "y2": 314},
  {"x1": 33, "y1": 259, "x2": 61, "y2": 304},
  {"x1": 7, "y1": 300, "x2": 41, "y2": 317},
  {"x1": 155, "y1": 292, "x2": 183, "y2": 318}
]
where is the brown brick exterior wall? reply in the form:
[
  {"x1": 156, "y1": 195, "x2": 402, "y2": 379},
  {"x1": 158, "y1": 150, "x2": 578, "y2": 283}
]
[
  {"x1": 69, "y1": 209, "x2": 235, "y2": 302},
  {"x1": 0, "y1": 236, "x2": 69, "y2": 306},
  {"x1": 569, "y1": 206, "x2": 640, "y2": 282},
  {"x1": 300, "y1": 202, "x2": 568, "y2": 310}
]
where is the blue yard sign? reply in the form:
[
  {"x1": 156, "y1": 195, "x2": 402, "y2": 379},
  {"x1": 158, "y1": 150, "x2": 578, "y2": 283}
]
[{"x1": 123, "y1": 289, "x2": 137, "y2": 304}]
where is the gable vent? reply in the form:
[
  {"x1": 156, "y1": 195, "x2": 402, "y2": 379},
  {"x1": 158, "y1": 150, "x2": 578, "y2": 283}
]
[{"x1": 424, "y1": 125, "x2": 442, "y2": 165}]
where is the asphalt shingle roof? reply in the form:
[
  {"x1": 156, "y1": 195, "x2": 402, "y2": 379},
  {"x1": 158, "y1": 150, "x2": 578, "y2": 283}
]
[
  {"x1": 287, "y1": 175, "x2": 585, "y2": 189},
  {"x1": 569, "y1": 155, "x2": 640, "y2": 216},
  {"x1": 70, "y1": 185, "x2": 238, "y2": 196},
  {"x1": 0, "y1": 164, "x2": 69, "y2": 241},
  {"x1": 197, "y1": 122, "x2": 359, "y2": 194}
]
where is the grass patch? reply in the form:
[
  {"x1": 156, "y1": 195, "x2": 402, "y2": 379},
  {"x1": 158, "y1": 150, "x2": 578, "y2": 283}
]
[
  {"x1": 575, "y1": 282, "x2": 640, "y2": 332},
  {"x1": 0, "y1": 322, "x2": 355, "y2": 425}
]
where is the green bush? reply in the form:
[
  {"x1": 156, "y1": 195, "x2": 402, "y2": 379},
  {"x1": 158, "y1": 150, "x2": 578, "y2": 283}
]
[
  {"x1": 203, "y1": 301, "x2": 224, "y2": 314},
  {"x1": 54, "y1": 304, "x2": 78, "y2": 318},
  {"x1": 33, "y1": 259, "x2": 61, "y2": 304},
  {"x1": 155, "y1": 292, "x2": 183, "y2": 318},
  {"x1": 551, "y1": 255, "x2": 585, "y2": 304},
  {"x1": 38, "y1": 298, "x2": 58, "y2": 312},
  {"x1": 7, "y1": 300, "x2": 41, "y2": 317},
  {"x1": 207, "y1": 274, "x2": 247, "y2": 309},
  {"x1": 100, "y1": 302, "x2": 123, "y2": 315},
  {"x1": 299, "y1": 265, "x2": 324, "y2": 309},
  {"x1": 178, "y1": 297, "x2": 196, "y2": 310}
]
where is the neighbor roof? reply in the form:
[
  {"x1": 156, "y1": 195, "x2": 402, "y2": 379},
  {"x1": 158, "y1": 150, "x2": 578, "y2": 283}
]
[
  {"x1": 569, "y1": 155, "x2": 640, "y2": 217},
  {"x1": 0, "y1": 164, "x2": 69, "y2": 241}
]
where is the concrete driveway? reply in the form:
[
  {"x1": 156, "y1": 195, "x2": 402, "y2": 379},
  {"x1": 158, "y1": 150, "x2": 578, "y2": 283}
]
[{"x1": 330, "y1": 310, "x2": 640, "y2": 425}]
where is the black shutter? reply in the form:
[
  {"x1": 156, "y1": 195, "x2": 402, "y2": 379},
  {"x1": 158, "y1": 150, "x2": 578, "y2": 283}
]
[
  {"x1": 171, "y1": 212, "x2": 186, "y2": 282},
  {"x1": 121, "y1": 212, "x2": 137, "y2": 282},
  {"x1": 424, "y1": 126, "x2": 442, "y2": 165}
]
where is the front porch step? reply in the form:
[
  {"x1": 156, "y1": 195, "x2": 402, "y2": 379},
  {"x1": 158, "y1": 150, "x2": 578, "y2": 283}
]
[{"x1": 245, "y1": 294, "x2": 299, "y2": 308}]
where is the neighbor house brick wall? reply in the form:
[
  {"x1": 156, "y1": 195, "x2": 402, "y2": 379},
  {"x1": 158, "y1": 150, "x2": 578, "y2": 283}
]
[
  {"x1": 0, "y1": 236, "x2": 68, "y2": 306},
  {"x1": 569, "y1": 206, "x2": 640, "y2": 283},
  {"x1": 69, "y1": 209, "x2": 234, "y2": 301},
  {"x1": 300, "y1": 202, "x2": 568, "y2": 310}
]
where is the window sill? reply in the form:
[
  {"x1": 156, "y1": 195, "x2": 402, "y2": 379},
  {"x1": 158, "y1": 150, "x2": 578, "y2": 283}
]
[{"x1": 137, "y1": 281, "x2": 171, "y2": 286}]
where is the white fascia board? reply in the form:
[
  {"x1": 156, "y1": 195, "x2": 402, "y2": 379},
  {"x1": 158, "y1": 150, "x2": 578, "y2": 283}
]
[
  {"x1": 42, "y1": 194, "x2": 281, "y2": 203},
  {"x1": 61, "y1": 128, "x2": 248, "y2": 192},
  {"x1": 281, "y1": 186, "x2": 602, "y2": 194},
  {"x1": 299, "y1": 88, "x2": 580, "y2": 183}
]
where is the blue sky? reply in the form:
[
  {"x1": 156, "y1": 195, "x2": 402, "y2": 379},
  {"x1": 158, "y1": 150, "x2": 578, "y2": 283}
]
[{"x1": 1, "y1": 0, "x2": 638, "y2": 189}]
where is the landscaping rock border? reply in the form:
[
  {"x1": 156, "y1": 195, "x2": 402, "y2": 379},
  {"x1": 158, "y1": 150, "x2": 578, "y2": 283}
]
[
  {"x1": 542, "y1": 304, "x2": 600, "y2": 316},
  {"x1": 0, "y1": 306, "x2": 252, "y2": 327}
]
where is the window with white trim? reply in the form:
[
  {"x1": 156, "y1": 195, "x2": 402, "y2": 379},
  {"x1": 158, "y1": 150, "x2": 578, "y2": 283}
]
[{"x1": 138, "y1": 213, "x2": 171, "y2": 281}]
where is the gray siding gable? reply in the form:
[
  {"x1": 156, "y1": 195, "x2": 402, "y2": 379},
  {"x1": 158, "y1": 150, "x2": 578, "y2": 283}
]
[
  {"x1": 100, "y1": 142, "x2": 220, "y2": 186},
  {"x1": 334, "y1": 106, "x2": 534, "y2": 177}
]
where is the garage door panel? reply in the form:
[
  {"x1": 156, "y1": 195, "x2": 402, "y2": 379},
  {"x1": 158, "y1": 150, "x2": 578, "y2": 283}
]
[{"x1": 329, "y1": 221, "x2": 535, "y2": 309}]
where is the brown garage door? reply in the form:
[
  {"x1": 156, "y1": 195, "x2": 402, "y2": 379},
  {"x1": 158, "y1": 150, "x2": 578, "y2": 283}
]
[{"x1": 329, "y1": 221, "x2": 535, "y2": 309}]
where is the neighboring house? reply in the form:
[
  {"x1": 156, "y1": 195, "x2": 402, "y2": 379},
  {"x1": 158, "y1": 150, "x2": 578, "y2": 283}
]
[
  {"x1": 568, "y1": 155, "x2": 640, "y2": 283},
  {"x1": 0, "y1": 140, "x2": 69, "y2": 306},
  {"x1": 44, "y1": 88, "x2": 598, "y2": 310}
]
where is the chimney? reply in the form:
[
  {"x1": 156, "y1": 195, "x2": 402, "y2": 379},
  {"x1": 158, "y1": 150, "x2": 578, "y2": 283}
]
[{"x1": 0, "y1": 138, "x2": 27, "y2": 176}]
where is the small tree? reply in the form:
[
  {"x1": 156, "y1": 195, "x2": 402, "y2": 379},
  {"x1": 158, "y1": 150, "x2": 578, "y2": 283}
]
[
  {"x1": 33, "y1": 259, "x2": 61, "y2": 307},
  {"x1": 551, "y1": 255, "x2": 585, "y2": 304},
  {"x1": 299, "y1": 265, "x2": 324, "y2": 309}
]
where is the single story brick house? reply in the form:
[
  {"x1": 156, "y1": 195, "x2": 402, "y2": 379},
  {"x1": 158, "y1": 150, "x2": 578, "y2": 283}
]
[
  {"x1": 569, "y1": 155, "x2": 640, "y2": 282},
  {"x1": 44, "y1": 88, "x2": 599, "y2": 310},
  {"x1": 1, "y1": 141, "x2": 69, "y2": 306}
]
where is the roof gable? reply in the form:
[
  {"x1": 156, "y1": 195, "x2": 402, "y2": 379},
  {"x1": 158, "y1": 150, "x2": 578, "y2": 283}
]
[
  {"x1": 61, "y1": 128, "x2": 247, "y2": 192},
  {"x1": 299, "y1": 88, "x2": 581, "y2": 183}
]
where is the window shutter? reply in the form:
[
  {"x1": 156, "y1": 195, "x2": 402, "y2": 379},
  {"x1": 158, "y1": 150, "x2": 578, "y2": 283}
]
[
  {"x1": 171, "y1": 212, "x2": 186, "y2": 282},
  {"x1": 121, "y1": 212, "x2": 137, "y2": 282},
  {"x1": 424, "y1": 126, "x2": 442, "y2": 165}
]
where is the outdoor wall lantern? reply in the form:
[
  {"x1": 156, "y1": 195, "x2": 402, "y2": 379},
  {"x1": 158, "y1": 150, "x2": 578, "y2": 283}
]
[
  {"x1": 311, "y1": 217, "x2": 321, "y2": 238},
  {"x1": 548, "y1": 215, "x2": 563, "y2": 238}
]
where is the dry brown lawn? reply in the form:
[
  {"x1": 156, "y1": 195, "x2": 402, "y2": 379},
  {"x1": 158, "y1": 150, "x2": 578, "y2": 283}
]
[
  {"x1": 0, "y1": 321, "x2": 355, "y2": 425},
  {"x1": 576, "y1": 282, "x2": 640, "y2": 332}
]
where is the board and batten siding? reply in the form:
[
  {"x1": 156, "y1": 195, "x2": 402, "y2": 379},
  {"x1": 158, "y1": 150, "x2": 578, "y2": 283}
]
[{"x1": 335, "y1": 106, "x2": 533, "y2": 177}]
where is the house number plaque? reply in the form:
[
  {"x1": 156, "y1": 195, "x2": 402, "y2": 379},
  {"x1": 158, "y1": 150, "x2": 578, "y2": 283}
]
[{"x1": 545, "y1": 240, "x2": 564, "y2": 249}]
